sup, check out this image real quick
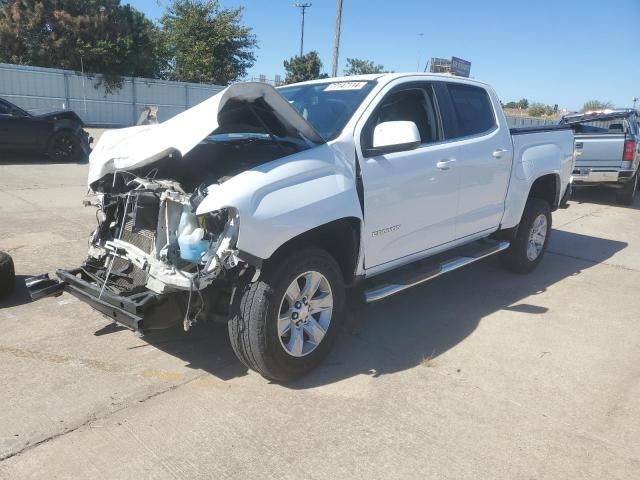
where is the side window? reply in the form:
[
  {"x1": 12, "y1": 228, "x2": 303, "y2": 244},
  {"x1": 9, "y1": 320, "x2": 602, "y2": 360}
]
[
  {"x1": 446, "y1": 84, "x2": 496, "y2": 138},
  {"x1": 362, "y1": 85, "x2": 441, "y2": 149},
  {"x1": 0, "y1": 101, "x2": 11, "y2": 116}
]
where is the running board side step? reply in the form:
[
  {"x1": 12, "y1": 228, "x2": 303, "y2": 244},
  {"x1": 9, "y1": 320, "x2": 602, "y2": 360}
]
[{"x1": 364, "y1": 240, "x2": 510, "y2": 303}]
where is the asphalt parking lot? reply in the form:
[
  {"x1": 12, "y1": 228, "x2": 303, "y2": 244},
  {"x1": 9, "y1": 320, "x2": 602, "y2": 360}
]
[{"x1": 0, "y1": 157, "x2": 639, "y2": 479}]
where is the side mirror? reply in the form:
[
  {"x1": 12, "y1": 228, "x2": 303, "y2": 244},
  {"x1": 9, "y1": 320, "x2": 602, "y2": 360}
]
[{"x1": 363, "y1": 121, "x2": 421, "y2": 157}]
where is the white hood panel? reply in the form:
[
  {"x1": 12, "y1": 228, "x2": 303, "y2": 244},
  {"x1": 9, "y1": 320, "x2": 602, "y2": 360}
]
[{"x1": 88, "y1": 82, "x2": 323, "y2": 186}]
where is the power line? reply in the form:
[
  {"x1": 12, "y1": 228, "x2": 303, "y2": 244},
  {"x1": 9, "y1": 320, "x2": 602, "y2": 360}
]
[{"x1": 294, "y1": 3, "x2": 312, "y2": 57}]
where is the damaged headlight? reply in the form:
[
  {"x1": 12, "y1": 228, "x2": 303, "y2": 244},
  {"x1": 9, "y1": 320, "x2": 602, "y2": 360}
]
[
  {"x1": 198, "y1": 209, "x2": 229, "y2": 239},
  {"x1": 188, "y1": 184, "x2": 231, "y2": 239},
  {"x1": 189, "y1": 184, "x2": 208, "y2": 211}
]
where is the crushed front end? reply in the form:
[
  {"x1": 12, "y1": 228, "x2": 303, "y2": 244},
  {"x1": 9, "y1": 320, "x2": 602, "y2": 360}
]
[
  {"x1": 25, "y1": 81, "x2": 324, "y2": 334},
  {"x1": 28, "y1": 174, "x2": 247, "y2": 334}
]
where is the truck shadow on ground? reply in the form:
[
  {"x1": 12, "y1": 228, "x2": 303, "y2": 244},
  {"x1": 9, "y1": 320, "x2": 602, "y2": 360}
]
[
  {"x1": 571, "y1": 187, "x2": 640, "y2": 210},
  {"x1": 132, "y1": 322, "x2": 248, "y2": 381},
  {"x1": 138, "y1": 229, "x2": 626, "y2": 387}
]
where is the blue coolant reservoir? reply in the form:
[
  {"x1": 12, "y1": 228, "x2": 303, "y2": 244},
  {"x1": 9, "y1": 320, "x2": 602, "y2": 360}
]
[{"x1": 177, "y1": 210, "x2": 209, "y2": 263}]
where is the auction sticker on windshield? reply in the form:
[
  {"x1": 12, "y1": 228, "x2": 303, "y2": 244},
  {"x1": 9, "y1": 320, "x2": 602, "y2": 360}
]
[{"x1": 324, "y1": 82, "x2": 368, "y2": 91}]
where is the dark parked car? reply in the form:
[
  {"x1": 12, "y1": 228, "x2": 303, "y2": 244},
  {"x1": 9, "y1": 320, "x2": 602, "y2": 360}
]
[{"x1": 0, "y1": 97, "x2": 91, "y2": 161}]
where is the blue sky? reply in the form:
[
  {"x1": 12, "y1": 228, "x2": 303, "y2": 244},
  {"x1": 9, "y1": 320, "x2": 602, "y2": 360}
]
[{"x1": 126, "y1": 0, "x2": 640, "y2": 111}]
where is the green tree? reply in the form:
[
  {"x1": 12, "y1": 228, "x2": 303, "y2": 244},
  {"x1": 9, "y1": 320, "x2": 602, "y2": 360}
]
[
  {"x1": 0, "y1": 0, "x2": 166, "y2": 91},
  {"x1": 343, "y1": 58, "x2": 385, "y2": 76},
  {"x1": 504, "y1": 101, "x2": 518, "y2": 109},
  {"x1": 283, "y1": 51, "x2": 328, "y2": 84},
  {"x1": 160, "y1": 0, "x2": 257, "y2": 85},
  {"x1": 583, "y1": 100, "x2": 613, "y2": 112},
  {"x1": 528, "y1": 102, "x2": 555, "y2": 117},
  {"x1": 517, "y1": 98, "x2": 529, "y2": 109}
]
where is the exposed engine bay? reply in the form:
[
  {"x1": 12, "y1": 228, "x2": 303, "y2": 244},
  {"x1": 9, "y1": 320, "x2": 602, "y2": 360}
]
[
  {"x1": 80, "y1": 136, "x2": 299, "y2": 330},
  {"x1": 80, "y1": 173, "x2": 237, "y2": 330}
]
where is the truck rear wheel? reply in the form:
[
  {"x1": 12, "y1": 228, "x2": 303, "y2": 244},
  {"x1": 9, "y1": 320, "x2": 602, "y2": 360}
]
[
  {"x1": 228, "y1": 248, "x2": 345, "y2": 382},
  {"x1": 0, "y1": 251, "x2": 16, "y2": 299},
  {"x1": 615, "y1": 172, "x2": 638, "y2": 206},
  {"x1": 501, "y1": 198, "x2": 551, "y2": 274}
]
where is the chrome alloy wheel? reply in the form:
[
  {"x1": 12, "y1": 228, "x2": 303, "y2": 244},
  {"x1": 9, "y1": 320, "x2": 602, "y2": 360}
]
[
  {"x1": 278, "y1": 270, "x2": 333, "y2": 357},
  {"x1": 527, "y1": 213, "x2": 548, "y2": 261}
]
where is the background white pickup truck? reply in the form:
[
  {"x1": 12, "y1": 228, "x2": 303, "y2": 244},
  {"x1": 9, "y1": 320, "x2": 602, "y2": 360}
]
[
  {"x1": 27, "y1": 73, "x2": 575, "y2": 381},
  {"x1": 560, "y1": 109, "x2": 639, "y2": 204}
]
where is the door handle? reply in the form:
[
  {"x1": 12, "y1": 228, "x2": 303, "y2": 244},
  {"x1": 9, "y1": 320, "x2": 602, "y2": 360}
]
[
  {"x1": 436, "y1": 159, "x2": 456, "y2": 170},
  {"x1": 492, "y1": 148, "x2": 509, "y2": 159}
]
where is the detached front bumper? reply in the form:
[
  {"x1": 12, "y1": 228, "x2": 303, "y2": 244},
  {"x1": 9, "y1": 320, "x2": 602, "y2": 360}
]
[{"x1": 25, "y1": 268, "x2": 182, "y2": 334}]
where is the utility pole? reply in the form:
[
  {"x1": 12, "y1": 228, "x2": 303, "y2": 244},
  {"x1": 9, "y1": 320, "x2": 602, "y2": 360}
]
[
  {"x1": 331, "y1": 0, "x2": 344, "y2": 77},
  {"x1": 295, "y1": 3, "x2": 312, "y2": 57}
]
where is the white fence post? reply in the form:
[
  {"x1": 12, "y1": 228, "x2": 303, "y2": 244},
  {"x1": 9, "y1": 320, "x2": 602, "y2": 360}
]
[
  {"x1": 63, "y1": 72, "x2": 70, "y2": 111},
  {"x1": 131, "y1": 77, "x2": 137, "y2": 125}
]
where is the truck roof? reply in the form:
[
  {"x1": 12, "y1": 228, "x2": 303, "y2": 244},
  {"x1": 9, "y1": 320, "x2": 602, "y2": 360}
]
[{"x1": 284, "y1": 72, "x2": 491, "y2": 89}]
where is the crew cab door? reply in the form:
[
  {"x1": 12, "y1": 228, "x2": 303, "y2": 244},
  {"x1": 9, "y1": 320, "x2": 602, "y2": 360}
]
[
  {"x1": 436, "y1": 82, "x2": 513, "y2": 238},
  {"x1": 356, "y1": 81, "x2": 460, "y2": 269}
]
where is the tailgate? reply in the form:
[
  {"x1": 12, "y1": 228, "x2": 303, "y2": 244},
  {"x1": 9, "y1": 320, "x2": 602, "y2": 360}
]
[{"x1": 574, "y1": 134, "x2": 625, "y2": 168}]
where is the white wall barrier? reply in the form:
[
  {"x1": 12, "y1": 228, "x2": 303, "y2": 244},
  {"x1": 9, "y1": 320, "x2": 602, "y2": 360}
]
[{"x1": 0, "y1": 63, "x2": 224, "y2": 127}]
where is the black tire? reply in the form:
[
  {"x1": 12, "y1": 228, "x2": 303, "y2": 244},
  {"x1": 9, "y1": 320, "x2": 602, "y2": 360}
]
[
  {"x1": 228, "y1": 247, "x2": 345, "y2": 382},
  {"x1": 501, "y1": 198, "x2": 552, "y2": 274},
  {"x1": 46, "y1": 130, "x2": 81, "y2": 162},
  {"x1": 0, "y1": 251, "x2": 16, "y2": 299},
  {"x1": 615, "y1": 172, "x2": 638, "y2": 206}
]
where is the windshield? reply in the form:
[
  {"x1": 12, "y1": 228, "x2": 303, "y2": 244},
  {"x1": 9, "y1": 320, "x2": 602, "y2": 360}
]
[{"x1": 278, "y1": 81, "x2": 376, "y2": 140}]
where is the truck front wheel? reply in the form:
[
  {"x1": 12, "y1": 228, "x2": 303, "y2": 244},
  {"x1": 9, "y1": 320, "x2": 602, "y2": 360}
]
[
  {"x1": 501, "y1": 198, "x2": 552, "y2": 273},
  {"x1": 228, "y1": 248, "x2": 345, "y2": 382}
]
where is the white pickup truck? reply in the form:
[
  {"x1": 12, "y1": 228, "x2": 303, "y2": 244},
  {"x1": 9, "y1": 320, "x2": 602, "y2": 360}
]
[
  {"x1": 27, "y1": 73, "x2": 575, "y2": 381},
  {"x1": 560, "y1": 109, "x2": 639, "y2": 204}
]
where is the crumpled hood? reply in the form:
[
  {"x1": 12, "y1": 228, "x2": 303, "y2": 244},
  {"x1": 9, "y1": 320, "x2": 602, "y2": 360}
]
[{"x1": 88, "y1": 82, "x2": 324, "y2": 186}]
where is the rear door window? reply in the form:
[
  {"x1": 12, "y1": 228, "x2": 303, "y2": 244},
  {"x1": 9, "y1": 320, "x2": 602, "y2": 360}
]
[{"x1": 446, "y1": 84, "x2": 496, "y2": 138}]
